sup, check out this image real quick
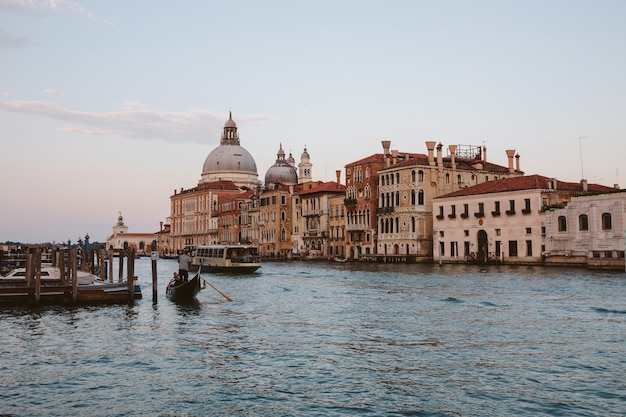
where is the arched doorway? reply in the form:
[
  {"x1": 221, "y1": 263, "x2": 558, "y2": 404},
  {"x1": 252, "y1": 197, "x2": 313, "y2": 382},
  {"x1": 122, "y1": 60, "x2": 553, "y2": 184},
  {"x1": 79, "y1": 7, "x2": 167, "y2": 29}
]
[{"x1": 477, "y1": 230, "x2": 488, "y2": 263}]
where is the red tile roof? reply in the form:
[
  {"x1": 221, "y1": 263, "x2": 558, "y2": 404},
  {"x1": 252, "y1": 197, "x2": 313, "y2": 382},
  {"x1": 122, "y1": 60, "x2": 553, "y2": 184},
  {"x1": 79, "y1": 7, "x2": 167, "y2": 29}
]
[
  {"x1": 297, "y1": 181, "x2": 346, "y2": 196},
  {"x1": 435, "y1": 174, "x2": 616, "y2": 199}
]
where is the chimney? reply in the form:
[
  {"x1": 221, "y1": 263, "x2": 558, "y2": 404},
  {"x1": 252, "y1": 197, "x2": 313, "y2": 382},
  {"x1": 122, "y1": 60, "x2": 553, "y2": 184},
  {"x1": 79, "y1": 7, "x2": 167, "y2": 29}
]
[
  {"x1": 160, "y1": 221, "x2": 163, "y2": 231},
  {"x1": 426, "y1": 141, "x2": 436, "y2": 166},
  {"x1": 336, "y1": 170, "x2": 341, "y2": 185},
  {"x1": 580, "y1": 179, "x2": 588, "y2": 191},
  {"x1": 449, "y1": 145, "x2": 457, "y2": 169},
  {"x1": 436, "y1": 143, "x2": 443, "y2": 167},
  {"x1": 381, "y1": 140, "x2": 391, "y2": 168},
  {"x1": 391, "y1": 149, "x2": 398, "y2": 166},
  {"x1": 506, "y1": 150, "x2": 516, "y2": 173},
  {"x1": 482, "y1": 145, "x2": 487, "y2": 162},
  {"x1": 515, "y1": 153, "x2": 520, "y2": 172}
]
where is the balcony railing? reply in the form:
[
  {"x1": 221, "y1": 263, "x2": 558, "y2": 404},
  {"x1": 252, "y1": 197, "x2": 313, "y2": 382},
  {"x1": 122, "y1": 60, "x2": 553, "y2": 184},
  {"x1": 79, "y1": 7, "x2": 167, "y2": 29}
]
[{"x1": 376, "y1": 206, "x2": 394, "y2": 215}]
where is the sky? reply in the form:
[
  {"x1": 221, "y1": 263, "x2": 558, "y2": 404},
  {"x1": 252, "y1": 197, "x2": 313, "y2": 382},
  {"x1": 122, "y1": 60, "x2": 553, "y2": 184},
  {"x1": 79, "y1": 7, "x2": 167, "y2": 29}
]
[{"x1": 1, "y1": 0, "x2": 625, "y2": 243}]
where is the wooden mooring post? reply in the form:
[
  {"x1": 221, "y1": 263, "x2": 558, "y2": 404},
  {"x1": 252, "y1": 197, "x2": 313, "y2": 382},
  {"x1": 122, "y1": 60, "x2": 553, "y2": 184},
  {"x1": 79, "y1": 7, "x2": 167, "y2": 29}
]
[{"x1": 151, "y1": 241, "x2": 158, "y2": 304}]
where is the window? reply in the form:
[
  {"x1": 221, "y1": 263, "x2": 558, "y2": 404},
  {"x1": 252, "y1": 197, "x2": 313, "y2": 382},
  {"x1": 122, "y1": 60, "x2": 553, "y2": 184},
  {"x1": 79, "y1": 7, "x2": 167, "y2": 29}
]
[
  {"x1": 495, "y1": 228, "x2": 501, "y2": 236},
  {"x1": 492, "y1": 201, "x2": 501, "y2": 216},
  {"x1": 281, "y1": 195, "x2": 286, "y2": 205},
  {"x1": 418, "y1": 189, "x2": 425, "y2": 205},
  {"x1": 448, "y1": 205, "x2": 456, "y2": 219},
  {"x1": 418, "y1": 170, "x2": 424, "y2": 182},
  {"x1": 464, "y1": 230, "x2": 469, "y2": 237},
  {"x1": 602, "y1": 213, "x2": 612, "y2": 230},
  {"x1": 526, "y1": 227, "x2": 532, "y2": 235},
  {"x1": 526, "y1": 240, "x2": 533, "y2": 257},
  {"x1": 436, "y1": 206, "x2": 444, "y2": 220},
  {"x1": 461, "y1": 204, "x2": 469, "y2": 219},
  {"x1": 522, "y1": 198, "x2": 531, "y2": 214},
  {"x1": 450, "y1": 242, "x2": 458, "y2": 257},
  {"x1": 411, "y1": 170, "x2": 416, "y2": 182},
  {"x1": 509, "y1": 240, "x2": 518, "y2": 257},
  {"x1": 474, "y1": 202, "x2": 485, "y2": 218},
  {"x1": 558, "y1": 216, "x2": 567, "y2": 232},
  {"x1": 579, "y1": 214, "x2": 589, "y2": 231},
  {"x1": 506, "y1": 200, "x2": 516, "y2": 215}
]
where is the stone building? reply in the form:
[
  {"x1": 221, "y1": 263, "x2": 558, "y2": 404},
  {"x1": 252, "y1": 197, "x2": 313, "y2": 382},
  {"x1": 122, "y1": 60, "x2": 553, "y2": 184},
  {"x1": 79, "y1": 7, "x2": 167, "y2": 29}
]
[
  {"x1": 543, "y1": 189, "x2": 625, "y2": 269},
  {"x1": 377, "y1": 141, "x2": 522, "y2": 261},
  {"x1": 433, "y1": 175, "x2": 615, "y2": 265},
  {"x1": 106, "y1": 213, "x2": 155, "y2": 255},
  {"x1": 169, "y1": 113, "x2": 259, "y2": 251}
]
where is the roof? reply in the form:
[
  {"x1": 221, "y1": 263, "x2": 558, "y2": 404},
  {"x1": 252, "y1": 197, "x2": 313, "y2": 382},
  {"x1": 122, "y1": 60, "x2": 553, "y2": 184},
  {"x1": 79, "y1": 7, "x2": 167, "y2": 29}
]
[
  {"x1": 345, "y1": 153, "x2": 384, "y2": 167},
  {"x1": 297, "y1": 181, "x2": 346, "y2": 196},
  {"x1": 435, "y1": 174, "x2": 616, "y2": 199},
  {"x1": 380, "y1": 154, "x2": 515, "y2": 174}
]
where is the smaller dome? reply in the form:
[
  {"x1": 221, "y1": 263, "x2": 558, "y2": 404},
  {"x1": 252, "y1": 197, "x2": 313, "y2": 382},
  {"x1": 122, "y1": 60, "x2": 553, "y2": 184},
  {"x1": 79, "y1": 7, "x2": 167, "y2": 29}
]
[
  {"x1": 224, "y1": 111, "x2": 237, "y2": 128},
  {"x1": 265, "y1": 144, "x2": 298, "y2": 185}
]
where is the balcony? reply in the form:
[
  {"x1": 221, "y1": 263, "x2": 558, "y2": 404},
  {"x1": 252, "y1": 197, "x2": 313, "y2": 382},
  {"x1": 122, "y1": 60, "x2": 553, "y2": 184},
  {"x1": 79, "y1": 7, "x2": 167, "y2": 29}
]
[
  {"x1": 447, "y1": 214, "x2": 456, "y2": 219},
  {"x1": 522, "y1": 209, "x2": 531, "y2": 215},
  {"x1": 436, "y1": 214, "x2": 444, "y2": 220},
  {"x1": 347, "y1": 223, "x2": 367, "y2": 231},
  {"x1": 491, "y1": 211, "x2": 501, "y2": 217},
  {"x1": 506, "y1": 210, "x2": 516, "y2": 216},
  {"x1": 344, "y1": 198, "x2": 357, "y2": 206},
  {"x1": 460, "y1": 213, "x2": 469, "y2": 219},
  {"x1": 302, "y1": 209, "x2": 323, "y2": 217},
  {"x1": 376, "y1": 206, "x2": 395, "y2": 215},
  {"x1": 474, "y1": 212, "x2": 485, "y2": 218}
]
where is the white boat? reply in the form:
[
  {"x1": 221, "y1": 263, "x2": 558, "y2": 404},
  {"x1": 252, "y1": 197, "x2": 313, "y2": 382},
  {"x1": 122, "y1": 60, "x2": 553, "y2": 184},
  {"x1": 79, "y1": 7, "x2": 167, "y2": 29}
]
[
  {"x1": 190, "y1": 244, "x2": 261, "y2": 273},
  {"x1": 1, "y1": 265, "x2": 101, "y2": 285}
]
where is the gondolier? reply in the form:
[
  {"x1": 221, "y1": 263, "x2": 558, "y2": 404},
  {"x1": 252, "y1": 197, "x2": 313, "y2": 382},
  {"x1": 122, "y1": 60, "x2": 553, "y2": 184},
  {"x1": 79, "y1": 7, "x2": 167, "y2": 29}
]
[{"x1": 178, "y1": 250, "x2": 191, "y2": 281}]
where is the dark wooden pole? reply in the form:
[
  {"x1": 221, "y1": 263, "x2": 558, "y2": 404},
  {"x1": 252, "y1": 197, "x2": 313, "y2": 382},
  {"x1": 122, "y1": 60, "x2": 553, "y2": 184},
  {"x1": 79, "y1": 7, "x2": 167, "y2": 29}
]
[
  {"x1": 71, "y1": 246, "x2": 78, "y2": 303},
  {"x1": 127, "y1": 248, "x2": 135, "y2": 302},
  {"x1": 151, "y1": 241, "x2": 158, "y2": 303},
  {"x1": 118, "y1": 251, "x2": 124, "y2": 282},
  {"x1": 34, "y1": 249, "x2": 41, "y2": 304}
]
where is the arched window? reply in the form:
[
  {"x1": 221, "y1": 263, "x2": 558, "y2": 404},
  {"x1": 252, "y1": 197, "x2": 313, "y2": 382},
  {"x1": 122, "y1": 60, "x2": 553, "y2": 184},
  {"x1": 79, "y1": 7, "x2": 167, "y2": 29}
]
[
  {"x1": 411, "y1": 170, "x2": 416, "y2": 182},
  {"x1": 418, "y1": 189, "x2": 425, "y2": 205},
  {"x1": 579, "y1": 214, "x2": 588, "y2": 231},
  {"x1": 558, "y1": 216, "x2": 567, "y2": 232},
  {"x1": 281, "y1": 211, "x2": 286, "y2": 221},
  {"x1": 457, "y1": 174, "x2": 462, "y2": 184},
  {"x1": 445, "y1": 173, "x2": 450, "y2": 184},
  {"x1": 411, "y1": 189, "x2": 416, "y2": 205},
  {"x1": 418, "y1": 170, "x2": 424, "y2": 182},
  {"x1": 396, "y1": 173, "x2": 400, "y2": 184},
  {"x1": 602, "y1": 213, "x2": 612, "y2": 230},
  {"x1": 281, "y1": 228, "x2": 286, "y2": 241},
  {"x1": 395, "y1": 191, "x2": 400, "y2": 206},
  {"x1": 411, "y1": 216, "x2": 416, "y2": 233}
]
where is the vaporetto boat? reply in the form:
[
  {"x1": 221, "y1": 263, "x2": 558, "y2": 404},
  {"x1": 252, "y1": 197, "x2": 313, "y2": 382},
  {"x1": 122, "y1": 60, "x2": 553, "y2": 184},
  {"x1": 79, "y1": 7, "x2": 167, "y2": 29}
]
[{"x1": 190, "y1": 244, "x2": 261, "y2": 273}]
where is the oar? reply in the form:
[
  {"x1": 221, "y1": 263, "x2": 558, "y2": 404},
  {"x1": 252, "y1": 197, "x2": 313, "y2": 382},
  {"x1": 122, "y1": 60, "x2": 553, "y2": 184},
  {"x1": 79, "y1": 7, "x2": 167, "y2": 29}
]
[{"x1": 200, "y1": 275, "x2": 233, "y2": 302}]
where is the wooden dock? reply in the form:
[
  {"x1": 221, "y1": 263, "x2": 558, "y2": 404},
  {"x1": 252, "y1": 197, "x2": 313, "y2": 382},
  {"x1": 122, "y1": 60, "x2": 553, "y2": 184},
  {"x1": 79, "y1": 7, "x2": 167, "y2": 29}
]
[{"x1": 0, "y1": 246, "x2": 141, "y2": 305}]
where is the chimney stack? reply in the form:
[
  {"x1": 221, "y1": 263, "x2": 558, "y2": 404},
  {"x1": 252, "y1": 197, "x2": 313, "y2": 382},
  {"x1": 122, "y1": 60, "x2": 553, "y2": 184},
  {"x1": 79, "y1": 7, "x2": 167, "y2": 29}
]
[
  {"x1": 506, "y1": 150, "x2": 516, "y2": 173},
  {"x1": 426, "y1": 141, "x2": 436, "y2": 166},
  {"x1": 436, "y1": 143, "x2": 443, "y2": 167},
  {"x1": 381, "y1": 140, "x2": 391, "y2": 168},
  {"x1": 580, "y1": 179, "x2": 588, "y2": 191},
  {"x1": 449, "y1": 145, "x2": 457, "y2": 169},
  {"x1": 515, "y1": 153, "x2": 520, "y2": 172},
  {"x1": 336, "y1": 170, "x2": 341, "y2": 185},
  {"x1": 482, "y1": 145, "x2": 487, "y2": 162}
]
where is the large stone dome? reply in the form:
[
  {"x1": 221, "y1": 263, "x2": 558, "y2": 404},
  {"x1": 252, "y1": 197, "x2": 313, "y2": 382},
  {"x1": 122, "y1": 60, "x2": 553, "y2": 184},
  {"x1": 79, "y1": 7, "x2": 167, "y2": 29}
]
[
  {"x1": 265, "y1": 144, "x2": 298, "y2": 186},
  {"x1": 199, "y1": 112, "x2": 260, "y2": 189}
]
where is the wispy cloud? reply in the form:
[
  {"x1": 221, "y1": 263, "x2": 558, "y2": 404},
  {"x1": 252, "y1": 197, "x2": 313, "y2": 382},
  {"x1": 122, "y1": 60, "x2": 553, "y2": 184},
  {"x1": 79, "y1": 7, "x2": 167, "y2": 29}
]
[
  {"x1": 40, "y1": 88, "x2": 62, "y2": 96},
  {"x1": 0, "y1": 28, "x2": 32, "y2": 49},
  {"x1": 0, "y1": 0, "x2": 92, "y2": 17},
  {"x1": 0, "y1": 100, "x2": 272, "y2": 144}
]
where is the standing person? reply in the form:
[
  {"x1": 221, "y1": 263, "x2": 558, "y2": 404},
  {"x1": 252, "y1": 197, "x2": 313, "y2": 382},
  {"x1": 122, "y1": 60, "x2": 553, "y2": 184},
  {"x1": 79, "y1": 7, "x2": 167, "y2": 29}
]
[{"x1": 178, "y1": 250, "x2": 191, "y2": 281}]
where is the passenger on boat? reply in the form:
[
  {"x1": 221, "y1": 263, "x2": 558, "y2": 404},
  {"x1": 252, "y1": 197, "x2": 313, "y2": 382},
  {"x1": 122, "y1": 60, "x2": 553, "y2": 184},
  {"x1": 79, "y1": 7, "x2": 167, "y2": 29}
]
[{"x1": 169, "y1": 272, "x2": 180, "y2": 287}]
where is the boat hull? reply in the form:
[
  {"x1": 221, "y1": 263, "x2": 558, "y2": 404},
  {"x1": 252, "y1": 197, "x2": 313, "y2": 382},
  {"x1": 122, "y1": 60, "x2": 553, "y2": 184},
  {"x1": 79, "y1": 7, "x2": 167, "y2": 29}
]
[{"x1": 166, "y1": 273, "x2": 201, "y2": 301}]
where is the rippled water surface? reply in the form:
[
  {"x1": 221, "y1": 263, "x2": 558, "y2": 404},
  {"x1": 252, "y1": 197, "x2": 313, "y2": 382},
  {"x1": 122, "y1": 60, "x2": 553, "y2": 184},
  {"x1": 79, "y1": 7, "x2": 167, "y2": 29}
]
[{"x1": 1, "y1": 260, "x2": 625, "y2": 416}]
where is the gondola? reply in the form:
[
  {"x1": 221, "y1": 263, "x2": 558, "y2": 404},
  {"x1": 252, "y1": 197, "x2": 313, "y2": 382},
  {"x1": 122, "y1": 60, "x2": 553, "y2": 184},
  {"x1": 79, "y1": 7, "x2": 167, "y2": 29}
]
[{"x1": 166, "y1": 272, "x2": 201, "y2": 301}]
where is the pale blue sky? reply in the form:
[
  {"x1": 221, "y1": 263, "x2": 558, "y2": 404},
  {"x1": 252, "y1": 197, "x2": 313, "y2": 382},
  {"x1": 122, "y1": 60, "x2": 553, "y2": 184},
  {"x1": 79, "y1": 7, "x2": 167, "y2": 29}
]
[{"x1": 1, "y1": 0, "x2": 625, "y2": 243}]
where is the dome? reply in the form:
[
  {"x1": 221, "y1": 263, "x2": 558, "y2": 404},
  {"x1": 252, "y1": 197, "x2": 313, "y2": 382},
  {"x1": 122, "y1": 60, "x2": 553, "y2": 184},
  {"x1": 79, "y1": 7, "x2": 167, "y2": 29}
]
[
  {"x1": 198, "y1": 113, "x2": 260, "y2": 189},
  {"x1": 202, "y1": 145, "x2": 258, "y2": 175},
  {"x1": 265, "y1": 144, "x2": 298, "y2": 186}
]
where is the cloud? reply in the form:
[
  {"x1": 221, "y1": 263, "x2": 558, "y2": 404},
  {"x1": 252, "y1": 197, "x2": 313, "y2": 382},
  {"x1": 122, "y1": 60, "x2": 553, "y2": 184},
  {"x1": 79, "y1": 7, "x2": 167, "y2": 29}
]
[
  {"x1": 40, "y1": 88, "x2": 62, "y2": 96},
  {"x1": 0, "y1": 0, "x2": 91, "y2": 17},
  {"x1": 0, "y1": 28, "x2": 32, "y2": 49},
  {"x1": 0, "y1": 100, "x2": 273, "y2": 144}
]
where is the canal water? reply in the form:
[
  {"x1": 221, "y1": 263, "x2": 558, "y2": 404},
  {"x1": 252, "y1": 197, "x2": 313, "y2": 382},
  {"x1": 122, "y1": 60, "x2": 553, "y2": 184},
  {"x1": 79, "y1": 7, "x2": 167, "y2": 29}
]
[{"x1": 1, "y1": 260, "x2": 625, "y2": 416}]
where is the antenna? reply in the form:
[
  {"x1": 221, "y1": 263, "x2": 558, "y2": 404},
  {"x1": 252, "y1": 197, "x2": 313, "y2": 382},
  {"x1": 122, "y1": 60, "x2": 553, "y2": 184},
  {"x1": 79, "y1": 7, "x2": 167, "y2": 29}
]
[{"x1": 578, "y1": 136, "x2": 587, "y2": 180}]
